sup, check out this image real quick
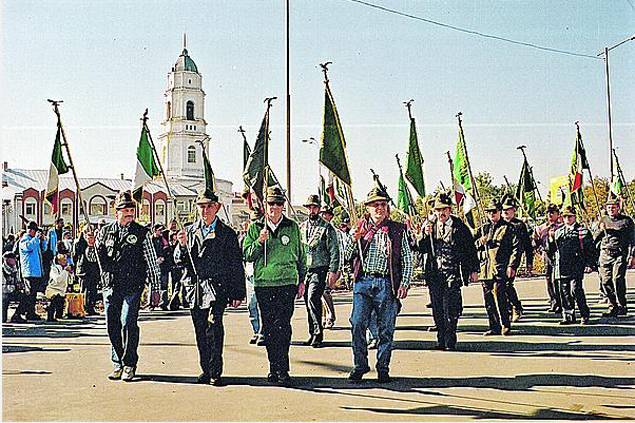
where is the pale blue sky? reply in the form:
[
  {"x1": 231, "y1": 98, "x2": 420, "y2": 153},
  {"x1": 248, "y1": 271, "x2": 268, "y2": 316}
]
[{"x1": 1, "y1": 0, "x2": 633, "y2": 204}]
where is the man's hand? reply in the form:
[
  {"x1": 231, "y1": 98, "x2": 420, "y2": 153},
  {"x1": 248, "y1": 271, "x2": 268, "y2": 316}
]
[
  {"x1": 157, "y1": 257, "x2": 165, "y2": 264},
  {"x1": 85, "y1": 232, "x2": 96, "y2": 247},
  {"x1": 230, "y1": 299, "x2": 242, "y2": 308},
  {"x1": 397, "y1": 285, "x2": 409, "y2": 299},
  {"x1": 176, "y1": 229, "x2": 188, "y2": 247},
  {"x1": 352, "y1": 224, "x2": 367, "y2": 242},
  {"x1": 506, "y1": 267, "x2": 516, "y2": 279},
  {"x1": 296, "y1": 282, "x2": 305, "y2": 299},
  {"x1": 327, "y1": 271, "x2": 338, "y2": 289},
  {"x1": 424, "y1": 222, "x2": 433, "y2": 236},
  {"x1": 469, "y1": 272, "x2": 479, "y2": 285},
  {"x1": 548, "y1": 228, "x2": 555, "y2": 238},
  {"x1": 258, "y1": 228, "x2": 269, "y2": 244}
]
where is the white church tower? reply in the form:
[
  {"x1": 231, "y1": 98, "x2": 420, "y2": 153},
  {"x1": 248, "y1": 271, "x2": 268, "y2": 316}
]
[{"x1": 158, "y1": 34, "x2": 209, "y2": 182}]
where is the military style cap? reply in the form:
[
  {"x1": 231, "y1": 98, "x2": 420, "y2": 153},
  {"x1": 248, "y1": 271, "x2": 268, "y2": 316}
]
[
  {"x1": 501, "y1": 195, "x2": 518, "y2": 210},
  {"x1": 546, "y1": 203, "x2": 560, "y2": 213},
  {"x1": 340, "y1": 211, "x2": 350, "y2": 224},
  {"x1": 605, "y1": 193, "x2": 620, "y2": 206},
  {"x1": 266, "y1": 186, "x2": 286, "y2": 203},
  {"x1": 114, "y1": 190, "x2": 136, "y2": 210},
  {"x1": 484, "y1": 198, "x2": 501, "y2": 212},
  {"x1": 433, "y1": 192, "x2": 453, "y2": 209},
  {"x1": 196, "y1": 187, "x2": 219, "y2": 205},
  {"x1": 303, "y1": 194, "x2": 321, "y2": 208},
  {"x1": 364, "y1": 187, "x2": 390, "y2": 205},
  {"x1": 26, "y1": 221, "x2": 39, "y2": 231},
  {"x1": 320, "y1": 205, "x2": 334, "y2": 215},
  {"x1": 561, "y1": 205, "x2": 576, "y2": 217}
]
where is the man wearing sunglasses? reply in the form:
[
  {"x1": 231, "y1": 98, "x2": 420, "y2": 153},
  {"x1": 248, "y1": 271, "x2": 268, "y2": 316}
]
[
  {"x1": 344, "y1": 187, "x2": 413, "y2": 384},
  {"x1": 243, "y1": 186, "x2": 306, "y2": 385}
]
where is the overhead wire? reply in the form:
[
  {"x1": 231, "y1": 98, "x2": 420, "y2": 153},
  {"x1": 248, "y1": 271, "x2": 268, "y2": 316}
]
[{"x1": 343, "y1": 0, "x2": 602, "y2": 60}]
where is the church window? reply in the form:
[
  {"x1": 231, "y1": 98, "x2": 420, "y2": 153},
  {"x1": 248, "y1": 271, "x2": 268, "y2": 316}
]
[
  {"x1": 187, "y1": 146, "x2": 196, "y2": 163},
  {"x1": 188, "y1": 79, "x2": 192, "y2": 84},
  {"x1": 186, "y1": 101, "x2": 194, "y2": 120},
  {"x1": 166, "y1": 101, "x2": 171, "y2": 119}
]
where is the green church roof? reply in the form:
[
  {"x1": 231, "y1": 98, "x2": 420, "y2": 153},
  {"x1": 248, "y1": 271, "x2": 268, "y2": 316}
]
[{"x1": 175, "y1": 48, "x2": 198, "y2": 73}]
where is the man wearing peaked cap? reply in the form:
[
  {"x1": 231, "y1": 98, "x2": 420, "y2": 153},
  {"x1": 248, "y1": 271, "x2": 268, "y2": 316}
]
[
  {"x1": 594, "y1": 194, "x2": 635, "y2": 317},
  {"x1": 343, "y1": 185, "x2": 413, "y2": 383},
  {"x1": 415, "y1": 192, "x2": 479, "y2": 351},
  {"x1": 474, "y1": 197, "x2": 521, "y2": 336},
  {"x1": 243, "y1": 185, "x2": 306, "y2": 385},
  {"x1": 501, "y1": 194, "x2": 533, "y2": 323},
  {"x1": 86, "y1": 190, "x2": 161, "y2": 382},
  {"x1": 175, "y1": 185, "x2": 246, "y2": 386},
  {"x1": 299, "y1": 194, "x2": 339, "y2": 348},
  {"x1": 547, "y1": 205, "x2": 594, "y2": 325}
]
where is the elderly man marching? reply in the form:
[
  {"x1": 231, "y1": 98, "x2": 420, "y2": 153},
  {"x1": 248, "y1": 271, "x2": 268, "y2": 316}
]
[
  {"x1": 474, "y1": 199, "x2": 521, "y2": 336},
  {"x1": 87, "y1": 191, "x2": 161, "y2": 381},
  {"x1": 416, "y1": 193, "x2": 479, "y2": 351},
  {"x1": 501, "y1": 196, "x2": 534, "y2": 322},
  {"x1": 594, "y1": 195, "x2": 635, "y2": 317},
  {"x1": 299, "y1": 195, "x2": 339, "y2": 348},
  {"x1": 174, "y1": 187, "x2": 246, "y2": 386},
  {"x1": 344, "y1": 187, "x2": 413, "y2": 383},
  {"x1": 243, "y1": 186, "x2": 306, "y2": 385},
  {"x1": 547, "y1": 206, "x2": 595, "y2": 325}
]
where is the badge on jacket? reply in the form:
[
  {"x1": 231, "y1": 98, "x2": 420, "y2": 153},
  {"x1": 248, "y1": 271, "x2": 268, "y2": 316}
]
[
  {"x1": 126, "y1": 234, "x2": 138, "y2": 244},
  {"x1": 281, "y1": 235, "x2": 290, "y2": 245}
]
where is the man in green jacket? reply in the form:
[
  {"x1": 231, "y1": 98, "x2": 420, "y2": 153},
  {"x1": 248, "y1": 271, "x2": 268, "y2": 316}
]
[
  {"x1": 300, "y1": 195, "x2": 339, "y2": 348},
  {"x1": 242, "y1": 187, "x2": 306, "y2": 385}
]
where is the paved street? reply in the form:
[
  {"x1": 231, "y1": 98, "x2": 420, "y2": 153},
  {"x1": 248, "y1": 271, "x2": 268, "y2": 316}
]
[{"x1": 3, "y1": 273, "x2": 634, "y2": 421}]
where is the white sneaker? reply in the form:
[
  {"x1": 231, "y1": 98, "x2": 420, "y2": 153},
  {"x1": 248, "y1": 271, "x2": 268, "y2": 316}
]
[
  {"x1": 121, "y1": 366, "x2": 136, "y2": 382},
  {"x1": 108, "y1": 367, "x2": 123, "y2": 380}
]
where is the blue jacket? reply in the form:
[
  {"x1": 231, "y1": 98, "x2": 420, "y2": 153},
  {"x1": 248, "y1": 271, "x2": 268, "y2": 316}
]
[{"x1": 19, "y1": 234, "x2": 47, "y2": 278}]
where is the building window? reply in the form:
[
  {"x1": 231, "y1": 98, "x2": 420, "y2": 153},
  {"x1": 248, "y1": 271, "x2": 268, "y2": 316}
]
[
  {"x1": 176, "y1": 200, "x2": 187, "y2": 212},
  {"x1": 25, "y1": 200, "x2": 37, "y2": 217},
  {"x1": 188, "y1": 79, "x2": 192, "y2": 84},
  {"x1": 154, "y1": 200, "x2": 166, "y2": 225},
  {"x1": 186, "y1": 101, "x2": 194, "y2": 120},
  {"x1": 187, "y1": 146, "x2": 196, "y2": 164},
  {"x1": 43, "y1": 203, "x2": 51, "y2": 216},
  {"x1": 141, "y1": 199, "x2": 150, "y2": 217},
  {"x1": 166, "y1": 101, "x2": 171, "y2": 120},
  {"x1": 61, "y1": 200, "x2": 72, "y2": 217},
  {"x1": 89, "y1": 196, "x2": 107, "y2": 216}
]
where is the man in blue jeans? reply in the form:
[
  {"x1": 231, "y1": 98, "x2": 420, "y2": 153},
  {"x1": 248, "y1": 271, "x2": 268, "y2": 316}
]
[
  {"x1": 87, "y1": 191, "x2": 161, "y2": 382},
  {"x1": 344, "y1": 187, "x2": 413, "y2": 383}
]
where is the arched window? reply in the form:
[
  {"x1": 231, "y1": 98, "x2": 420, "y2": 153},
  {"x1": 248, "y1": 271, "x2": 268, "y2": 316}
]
[
  {"x1": 186, "y1": 101, "x2": 194, "y2": 120},
  {"x1": 141, "y1": 199, "x2": 150, "y2": 218},
  {"x1": 187, "y1": 145, "x2": 196, "y2": 164}
]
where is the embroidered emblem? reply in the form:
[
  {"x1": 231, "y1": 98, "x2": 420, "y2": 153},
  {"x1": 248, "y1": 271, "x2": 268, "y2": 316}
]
[
  {"x1": 281, "y1": 235, "x2": 290, "y2": 246},
  {"x1": 126, "y1": 234, "x2": 138, "y2": 244}
]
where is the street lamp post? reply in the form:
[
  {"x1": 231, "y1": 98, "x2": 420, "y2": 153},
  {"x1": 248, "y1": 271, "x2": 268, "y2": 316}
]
[{"x1": 598, "y1": 34, "x2": 634, "y2": 178}]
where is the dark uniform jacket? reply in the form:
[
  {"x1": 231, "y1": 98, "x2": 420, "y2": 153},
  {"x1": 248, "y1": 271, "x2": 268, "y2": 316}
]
[
  {"x1": 594, "y1": 214, "x2": 635, "y2": 259},
  {"x1": 96, "y1": 221, "x2": 150, "y2": 293},
  {"x1": 175, "y1": 218, "x2": 246, "y2": 309},
  {"x1": 475, "y1": 219, "x2": 522, "y2": 280},
  {"x1": 548, "y1": 222, "x2": 596, "y2": 279},
  {"x1": 507, "y1": 217, "x2": 534, "y2": 268},
  {"x1": 416, "y1": 215, "x2": 479, "y2": 284}
]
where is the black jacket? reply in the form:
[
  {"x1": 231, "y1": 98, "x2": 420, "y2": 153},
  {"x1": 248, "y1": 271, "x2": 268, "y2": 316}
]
[{"x1": 175, "y1": 219, "x2": 246, "y2": 308}]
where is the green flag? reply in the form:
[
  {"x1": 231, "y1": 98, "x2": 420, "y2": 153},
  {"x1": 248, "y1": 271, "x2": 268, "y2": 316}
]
[
  {"x1": 397, "y1": 168, "x2": 414, "y2": 214},
  {"x1": 132, "y1": 125, "x2": 160, "y2": 202},
  {"x1": 405, "y1": 117, "x2": 425, "y2": 197},
  {"x1": 515, "y1": 158, "x2": 536, "y2": 218},
  {"x1": 45, "y1": 126, "x2": 70, "y2": 215},
  {"x1": 243, "y1": 107, "x2": 272, "y2": 202},
  {"x1": 200, "y1": 143, "x2": 217, "y2": 195},
  {"x1": 319, "y1": 84, "x2": 351, "y2": 186},
  {"x1": 610, "y1": 150, "x2": 625, "y2": 197},
  {"x1": 452, "y1": 125, "x2": 476, "y2": 215}
]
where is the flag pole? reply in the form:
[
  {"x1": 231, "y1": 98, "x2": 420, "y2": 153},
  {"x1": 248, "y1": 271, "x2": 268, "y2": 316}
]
[
  {"x1": 47, "y1": 99, "x2": 103, "y2": 275},
  {"x1": 445, "y1": 150, "x2": 465, "y2": 222},
  {"x1": 263, "y1": 97, "x2": 277, "y2": 266},
  {"x1": 503, "y1": 174, "x2": 529, "y2": 218},
  {"x1": 613, "y1": 149, "x2": 635, "y2": 212},
  {"x1": 456, "y1": 112, "x2": 486, "y2": 227},
  {"x1": 141, "y1": 109, "x2": 210, "y2": 308},
  {"x1": 575, "y1": 122, "x2": 602, "y2": 220},
  {"x1": 516, "y1": 145, "x2": 543, "y2": 203}
]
